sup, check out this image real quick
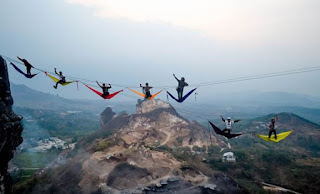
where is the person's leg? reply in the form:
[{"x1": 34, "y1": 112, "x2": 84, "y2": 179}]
[
  {"x1": 180, "y1": 88, "x2": 184, "y2": 99},
  {"x1": 54, "y1": 82, "x2": 58, "y2": 89},
  {"x1": 176, "y1": 88, "x2": 182, "y2": 100},
  {"x1": 145, "y1": 91, "x2": 151, "y2": 99},
  {"x1": 268, "y1": 130, "x2": 272, "y2": 138},
  {"x1": 102, "y1": 92, "x2": 110, "y2": 98},
  {"x1": 274, "y1": 130, "x2": 277, "y2": 140},
  {"x1": 27, "y1": 67, "x2": 31, "y2": 75},
  {"x1": 54, "y1": 80, "x2": 64, "y2": 89}
]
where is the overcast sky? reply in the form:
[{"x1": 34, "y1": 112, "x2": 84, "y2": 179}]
[{"x1": 1, "y1": 0, "x2": 320, "y2": 102}]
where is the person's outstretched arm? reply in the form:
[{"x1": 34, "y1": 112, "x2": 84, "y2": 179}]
[
  {"x1": 173, "y1": 74, "x2": 179, "y2": 82},
  {"x1": 107, "y1": 84, "x2": 112, "y2": 89},
  {"x1": 220, "y1": 115, "x2": 225, "y2": 122},
  {"x1": 54, "y1": 68, "x2": 58, "y2": 75},
  {"x1": 96, "y1": 81, "x2": 102, "y2": 88},
  {"x1": 185, "y1": 82, "x2": 189, "y2": 87},
  {"x1": 19, "y1": 57, "x2": 34, "y2": 67},
  {"x1": 234, "y1": 119, "x2": 241, "y2": 123},
  {"x1": 17, "y1": 56, "x2": 23, "y2": 62}
]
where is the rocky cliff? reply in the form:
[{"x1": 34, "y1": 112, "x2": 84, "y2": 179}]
[
  {"x1": 0, "y1": 56, "x2": 23, "y2": 194},
  {"x1": 100, "y1": 107, "x2": 116, "y2": 127},
  {"x1": 27, "y1": 99, "x2": 245, "y2": 194}
]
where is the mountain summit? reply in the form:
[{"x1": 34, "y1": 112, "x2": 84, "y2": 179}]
[
  {"x1": 100, "y1": 99, "x2": 222, "y2": 149},
  {"x1": 29, "y1": 99, "x2": 243, "y2": 194}
]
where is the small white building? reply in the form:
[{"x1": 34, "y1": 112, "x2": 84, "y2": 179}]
[{"x1": 222, "y1": 152, "x2": 236, "y2": 162}]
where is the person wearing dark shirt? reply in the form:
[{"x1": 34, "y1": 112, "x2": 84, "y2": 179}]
[
  {"x1": 17, "y1": 56, "x2": 34, "y2": 75},
  {"x1": 96, "y1": 81, "x2": 112, "y2": 97},
  {"x1": 140, "y1": 83, "x2": 153, "y2": 99},
  {"x1": 173, "y1": 74, "x2": 188, "y2": 100},
  {"x1": 53, "y1": 68, "x2": 66, "y2": 89},
  {"x1": 268, "y1": 116, "x2": 279, "y2": 139}
]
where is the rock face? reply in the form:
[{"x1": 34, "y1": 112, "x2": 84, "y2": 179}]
[
  {"x1": 100, "y1": 107, "x2": 116, "y2": 127},
  {"x1": 0, "y1": 56, "x2": 23, "y2": 194},
  {"x1": 73, "y1": 99, "x2": 230, "y2": 193},
  {"x1": 101, "y1": 99, "x2": 222, "y2": 149},
  {"x1": 28, "y1": 99, "x2": 243, "y2": 194}
]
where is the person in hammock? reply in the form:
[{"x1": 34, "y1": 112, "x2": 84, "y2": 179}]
[
  {"x1": 268, "y1": 115, "x2": 279, "y2": 140},
  {"x1": 53, "y1": 68, "x2": 66, "y2": 89},
  {"x1": 96, "y1": 81, "x2": 112, "y2": 97},
  {"x1": 140, "y1": 83, "x2": 152, "y2": 99},
  {"x1": 17, "y1": 56, "x2": 34, "y2": 75},
  {"x1": 173, "y1": 74, "x2": 188, "y2": 100},
  {"x1": 221, "y1": 115, "x2": 241, "y2": 134}
]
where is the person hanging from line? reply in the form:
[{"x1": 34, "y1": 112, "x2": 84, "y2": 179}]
[
  {"x1": 53, "y1": 68, "x2": 66, "y2": 89},
  {"x1": 268, "y1": 115, "x2": 279, "y2": 140},
  {"x1": 17, "y1": 56, "x2": 34, "y2": 75},
  {"x1": 96, "y1": 81, "x2": 112, "y2": 98},
  {"x1": 220, "y1": 115, "x2": 241, "y2": 134},
  {"x1": 140, "y1": 83, "x2": 152, "y2": 99},
  {"x1": 173, "y1": 74, "x2": 188, "y2": 100}
]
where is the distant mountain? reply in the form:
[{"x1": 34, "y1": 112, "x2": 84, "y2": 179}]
[
  {"x1": 11, "y1": 83, "x2": 74, "y2": 109},
  {"x1": 10, "y1": 83, "x2": 320, "y2": 123},
  {"x1": 14, "y1": 107, "x2": 100, "y2": 141},
  {"x1": 243, "y1": 113, "x2": 320, "y2": 154},
  {"x1": 175, "y1": 102, "x2": 320, "y2": 124},
  {"x1": 10, "y1": 83, "x2": 134, "y2": 113},
  {"x1": 207, "y1": 91, "x2": 320, "y2": 108},
  {"x1": 252, "y1": 112, "x2": 320, "y2": 128},
  {"x1": 252, "y1": 106, "x2": 320, "y2": 124},
  {"x1": 212, "y1": 112, "x2": 320, "y2": 193},
  {"x1": 209, "y1": 112, "x2": 320, "y2": 152}
]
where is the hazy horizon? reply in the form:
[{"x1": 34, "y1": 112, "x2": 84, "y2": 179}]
[{"x1": 1, "y1": 0, "x2": 320, "y2": 101}]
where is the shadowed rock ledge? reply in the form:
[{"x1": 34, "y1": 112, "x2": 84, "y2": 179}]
[{"x1": 0, "y1": 56, "x2": 23, "y2": 194}]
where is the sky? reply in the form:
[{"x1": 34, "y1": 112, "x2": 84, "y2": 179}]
[{"x1": 1, "y1": 0, "x2": 320, "y2": 102}]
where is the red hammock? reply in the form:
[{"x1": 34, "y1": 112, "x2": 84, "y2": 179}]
[{"x1": 84, "y1": 84, "x2": 123, "y2": 99}]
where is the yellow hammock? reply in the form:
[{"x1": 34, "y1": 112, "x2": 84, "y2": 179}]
[
  {"x1": 129, "y1": 88, "x2": 162, "y2": 99},
  {"x1": 257, "y1": 131, "x2": 292, "y2": 142},
  {"x1": 45, "y1": 72, "x2": 74, "y2": 86}
]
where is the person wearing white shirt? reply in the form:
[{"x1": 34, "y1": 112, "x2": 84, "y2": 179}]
[{"x1": 220, "y1": 115, "x2": 241, "y2": 134}]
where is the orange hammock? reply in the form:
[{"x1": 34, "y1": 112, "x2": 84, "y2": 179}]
[{"x1": 129, "y1": 88, "x2": 162, "y2": 99}]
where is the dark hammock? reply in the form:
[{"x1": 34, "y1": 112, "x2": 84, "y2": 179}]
[
  {"x1": 209, "y1": 121, "x2": 242, "y2": 139},
  {"x1": 167, "y1": 88, "x2": 197, "y2": 103},
  {"x1": 10, "y1": 62, "x2": 38, "y2": 78}
]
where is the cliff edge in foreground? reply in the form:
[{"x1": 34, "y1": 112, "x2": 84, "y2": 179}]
[{"x1": 0, "y1": 56, "x2": 23, "y2": 194}]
